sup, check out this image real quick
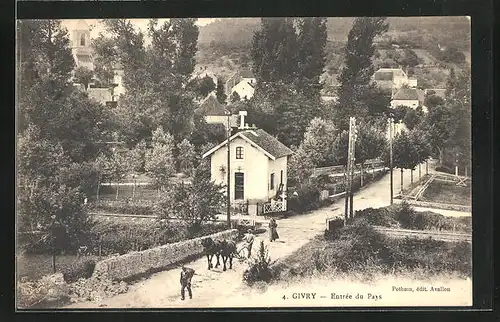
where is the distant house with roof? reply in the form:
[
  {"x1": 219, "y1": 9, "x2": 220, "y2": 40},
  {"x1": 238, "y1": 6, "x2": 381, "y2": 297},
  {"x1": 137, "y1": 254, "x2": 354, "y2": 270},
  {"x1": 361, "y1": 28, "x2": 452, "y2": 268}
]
[
  {"x1": 225, "y1": 69, "x2": 256, "y2": 97},
  {"x1": 202, "y1": 112, "x2": 294, "y2": 213},
  {"x1": 196, "y1": 92, "x2": 239, "y2": 130},
  {"x1": 424, "y1": 88, "x2": 447, "y2": 99},
  {"x1": 390, "y1": 87, "x2": 421, "y2": 109},
  {"x1": 191, "y1": 66, "x2": 218, "y2": 87},
  {"x1": 373, "y1": 68, "x2": 417, "y2": 93},
  {"x1": 231, "y1": 79, "x2": 255, "y2": 101}
]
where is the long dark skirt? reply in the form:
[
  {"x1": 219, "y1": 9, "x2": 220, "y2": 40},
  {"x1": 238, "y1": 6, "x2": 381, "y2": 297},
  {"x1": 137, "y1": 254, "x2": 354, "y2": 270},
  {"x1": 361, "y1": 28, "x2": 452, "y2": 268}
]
[{"x1": 269, "y1": 227, "x2": 279, "y2": 241}]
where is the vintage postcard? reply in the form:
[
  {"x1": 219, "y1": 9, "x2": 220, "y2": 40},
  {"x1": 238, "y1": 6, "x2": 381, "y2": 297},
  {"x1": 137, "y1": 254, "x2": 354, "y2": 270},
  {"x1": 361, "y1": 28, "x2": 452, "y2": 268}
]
[{"x1": 16, "y1": 17, "x2": 472, "y2": 309}]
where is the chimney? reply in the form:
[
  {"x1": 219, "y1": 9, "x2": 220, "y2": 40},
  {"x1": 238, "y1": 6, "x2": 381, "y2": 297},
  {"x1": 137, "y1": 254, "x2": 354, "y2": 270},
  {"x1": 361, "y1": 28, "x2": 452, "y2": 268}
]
[{"x1": 239, "y1": 111, "x2": 247, "y2": 129}]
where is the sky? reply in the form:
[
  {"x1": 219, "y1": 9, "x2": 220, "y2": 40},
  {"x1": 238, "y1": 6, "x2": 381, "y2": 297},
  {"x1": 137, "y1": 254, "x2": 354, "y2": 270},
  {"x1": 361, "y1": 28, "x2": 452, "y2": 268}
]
[{"x1": 62, "y1": 18, "x2": 220, "y2": 39}]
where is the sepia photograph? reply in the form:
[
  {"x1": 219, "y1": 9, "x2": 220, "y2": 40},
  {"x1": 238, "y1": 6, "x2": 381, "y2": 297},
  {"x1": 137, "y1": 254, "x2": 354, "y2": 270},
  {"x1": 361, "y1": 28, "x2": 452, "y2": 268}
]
[{"x1": 15, "y1": 17, "x2": 472, "y2": 310}]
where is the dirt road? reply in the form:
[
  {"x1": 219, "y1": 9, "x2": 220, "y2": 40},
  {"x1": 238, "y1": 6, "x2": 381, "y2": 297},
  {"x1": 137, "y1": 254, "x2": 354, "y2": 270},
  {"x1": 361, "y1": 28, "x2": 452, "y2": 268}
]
[{"x1": 65, "y1": 167, "x2": 439, "y2": 309}]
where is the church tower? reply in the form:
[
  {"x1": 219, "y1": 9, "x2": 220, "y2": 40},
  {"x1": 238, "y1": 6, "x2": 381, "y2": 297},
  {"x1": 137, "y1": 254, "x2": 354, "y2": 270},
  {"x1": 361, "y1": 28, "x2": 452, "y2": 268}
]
[{"x1": 71, "y1": 20, "x2": 93, "y2": 70}]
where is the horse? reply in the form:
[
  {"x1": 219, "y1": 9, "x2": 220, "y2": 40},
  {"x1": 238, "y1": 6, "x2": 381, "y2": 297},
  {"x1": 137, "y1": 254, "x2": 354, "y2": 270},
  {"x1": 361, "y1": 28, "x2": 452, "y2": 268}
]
[
  {"x1": 219, "y1": 239, "x2": 238, "y2": 271},
  {"x1": 201, "y1": 237, "x2": 222, "y2": 270}
]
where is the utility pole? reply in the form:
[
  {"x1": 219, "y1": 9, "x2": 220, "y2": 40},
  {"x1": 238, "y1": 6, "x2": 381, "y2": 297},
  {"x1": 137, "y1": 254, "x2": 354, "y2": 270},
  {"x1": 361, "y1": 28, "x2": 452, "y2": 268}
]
[
  {"x1": 350, "y1": 118, "x2": 357, "y2": 219},
  {"x1": 225, "y1": 110, "x2": 231, "y2": 228},
  {"x1": 344, "y1": 117, "x2": 357, "y2": 222},
  {"x1": 389, "y1": 117, "x2": 394, "y2": 205}
]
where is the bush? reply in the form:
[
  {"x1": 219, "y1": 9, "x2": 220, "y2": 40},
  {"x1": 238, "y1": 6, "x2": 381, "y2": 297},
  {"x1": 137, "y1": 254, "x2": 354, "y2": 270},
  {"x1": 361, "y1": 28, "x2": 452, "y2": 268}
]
[
  {"x1": 61, "y1": 258, "x2": 96, "y2": 283},
  {"x1": 96, "y1": 199, "x2": 154, "y2": 216},
  {"x1": 435, "y1": 164, "x2": 455, "y2": 174},
  {"x1": 271, "y1": 219, "x2": 472, "y2": 282},
  {"x1": 354, "y1": 206, "x2": 400, "y2": 228},
  {"x1": 243, "y1": 241, "x2": 275, "y2": 285},
  {"x1": 288, "y1": 183, "x2": 320, "y2": 214}
]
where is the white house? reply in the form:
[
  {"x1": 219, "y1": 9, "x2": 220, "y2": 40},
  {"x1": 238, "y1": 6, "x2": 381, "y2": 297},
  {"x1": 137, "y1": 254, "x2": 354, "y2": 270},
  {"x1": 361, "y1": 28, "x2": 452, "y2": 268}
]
[
  {"x1": 391, "y1": 88, "x2": 420, "y2": 109},
  {"x1": 225, "y1": 69, "x2": 256, "y2": 96},
  {"x1": 195, "y1": 93, "x2": 239, "y2": 130},
  {"x1": 373, "y1": 68, "x2": 417, "y2": 92},
  {"x1": 202, "y1": 112, "x2": 294, "y2": 214},
  {"x1": 231, "y1": 79, "x2": 255, "y2": 101}
]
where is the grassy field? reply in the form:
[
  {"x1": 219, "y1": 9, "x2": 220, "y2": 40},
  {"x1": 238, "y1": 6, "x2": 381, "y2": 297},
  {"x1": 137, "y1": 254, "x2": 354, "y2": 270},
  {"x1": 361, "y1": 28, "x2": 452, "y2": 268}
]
[
  {"x1": 17, "y1": 253, "x2": 100, "y2": 281},
  {"x1": 269, "y1": 221, "x2": 472, "y2": 284},
  {"x1": 420, "y1": 180, "x2": 471, "y2": 206}
]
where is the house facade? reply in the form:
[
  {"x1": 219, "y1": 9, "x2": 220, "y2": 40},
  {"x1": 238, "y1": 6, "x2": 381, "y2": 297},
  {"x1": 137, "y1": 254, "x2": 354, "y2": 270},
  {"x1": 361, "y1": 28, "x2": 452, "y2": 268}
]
[
  {"x1": 196, "y1": 93, "x2": 239, "y2": 130},
  {"x1": 373, "y1": 68, "x2": 418, "y2": 93},
  {"x1": 225, "y1": 69, "x2": 256, "y2": 96},
  {"x1": 390, "y1": 88, "x2": 420, "y2": 109},
  {"x1": 202, "y1": 114, "x2": 293, "y2": 213},
  {"x1": 231, "y1": 79, "x2": 255, "y2": 100}
]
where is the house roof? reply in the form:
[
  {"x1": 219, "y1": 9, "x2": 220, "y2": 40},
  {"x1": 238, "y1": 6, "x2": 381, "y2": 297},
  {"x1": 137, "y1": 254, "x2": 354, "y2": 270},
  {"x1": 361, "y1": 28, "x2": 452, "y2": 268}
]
[
  {"x1": 240, "y1": 70, "x2": 255, "y2": 79},
  {"x1": 202, "y1": 129, "x2": 294, "y2": 160},
  {"x1": 425, "y1": 88, "x2": 447, "y2": 98},
  {"x1": 392, "y1": 88, "x2": 419, "y2": 101},
  {"x1": 87, "y1": 88, "x2": 113, "y2": 104},
  {"x1": 197, "y1": 93, "x2": 226, "y2": 116},
  {"x1": 374, "y1": 68, "x2": 407, "y2": 81}
]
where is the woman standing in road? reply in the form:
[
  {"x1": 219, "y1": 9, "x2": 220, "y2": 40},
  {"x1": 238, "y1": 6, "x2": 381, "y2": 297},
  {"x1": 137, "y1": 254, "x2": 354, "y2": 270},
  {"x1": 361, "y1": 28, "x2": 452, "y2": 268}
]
[{"x1": 269, "y1": 218, "x2": 279, "y2": 242}]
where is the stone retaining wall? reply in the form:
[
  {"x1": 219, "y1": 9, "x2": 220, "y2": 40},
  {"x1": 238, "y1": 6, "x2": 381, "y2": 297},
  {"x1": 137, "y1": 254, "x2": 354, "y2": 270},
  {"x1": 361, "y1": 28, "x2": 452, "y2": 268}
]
[{"x1": 92, "y1": 229, "x2": 238, "y2": 281}]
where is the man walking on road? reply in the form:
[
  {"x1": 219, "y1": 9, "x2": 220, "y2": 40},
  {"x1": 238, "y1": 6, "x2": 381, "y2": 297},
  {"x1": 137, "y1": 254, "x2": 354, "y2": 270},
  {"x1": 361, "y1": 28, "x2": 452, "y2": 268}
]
[
  {"x1": 242, "y1": 229, "x2": 255, "y2": 258},
  {"x1": 180, "y1": 266, "x2": 195, "y2": 300}
]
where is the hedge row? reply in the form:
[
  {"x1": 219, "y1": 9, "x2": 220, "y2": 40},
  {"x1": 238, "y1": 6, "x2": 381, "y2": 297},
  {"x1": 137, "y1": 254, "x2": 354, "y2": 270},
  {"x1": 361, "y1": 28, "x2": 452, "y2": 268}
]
[
  {"x1": 353, "y1": 202, "x2": 471, "y2": 233},
  {"x1": 271, "y1": 220, "x2": 472, "y2": 282}
]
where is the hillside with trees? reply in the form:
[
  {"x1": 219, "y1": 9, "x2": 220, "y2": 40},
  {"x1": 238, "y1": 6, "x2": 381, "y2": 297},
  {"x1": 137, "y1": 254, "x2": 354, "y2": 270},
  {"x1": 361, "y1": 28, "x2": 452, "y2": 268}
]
[{"x1": 196, "y1": 17, "x2": 470, "y2": 89}]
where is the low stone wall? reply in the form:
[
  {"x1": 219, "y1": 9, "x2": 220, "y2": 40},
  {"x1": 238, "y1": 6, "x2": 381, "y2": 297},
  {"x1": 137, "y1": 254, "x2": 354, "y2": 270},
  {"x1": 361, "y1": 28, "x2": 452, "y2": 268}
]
[{"x1": 92, "y1": 229, "x2": 238, "y2": 282}]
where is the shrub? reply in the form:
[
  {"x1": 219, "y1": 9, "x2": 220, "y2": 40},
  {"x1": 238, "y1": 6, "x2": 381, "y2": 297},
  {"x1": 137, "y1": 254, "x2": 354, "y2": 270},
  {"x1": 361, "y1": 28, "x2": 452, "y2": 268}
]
[
  {"x1": 61, "y1": 258, "x2": 96, "y2": 283},
  {"x1": 288, "y1": 183, "x2": 320, "y2": 214},
  {"x1": 354, "y1": 206, "x2": 400, "y2": 228},
  {"x1": 243, "y1": 241, "x2": 275, "y2": 285},
  {"x1": 270, "y1": 219, "x2": 472, "y2": 282},
  {"x1": 435, "y1": 165, "x2": 455, "y2": 174},
  {"x1": 96, "y1": 199, "x2": 154, "y2": 216}
]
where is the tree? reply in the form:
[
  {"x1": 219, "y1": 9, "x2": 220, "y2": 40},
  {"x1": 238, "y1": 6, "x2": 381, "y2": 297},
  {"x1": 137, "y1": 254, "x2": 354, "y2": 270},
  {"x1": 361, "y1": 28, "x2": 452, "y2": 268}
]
[
  {"x1": 229, "y1": 91, "x2": 241, "y2": 103},
  {"x1": 128, "y1": 140, "x2": 147, "y2": 173},
  {"x1": 155, "y1": 164, "x2": 225, "y2": 234},
  {"x1": 73, "y1": 66, "x2": 94, "y2": 90},
  {"x1": 445, "y1": 67, "x2": 458, "y2": 99},
  {"x1": 392, "y1": 130, "x2": 419, "y2": 191},
  {"x1": 177, "y1": 139, "x2": 197, "y2": 176},
  {"x1": 402, "y1": 108, "x2": 420, "y2": 131},
  {"x1": 410, "y1": 128, "x2": 432, "y2": 180},
  {"x1": 17, "y1": 20, "x2": 112, "y2": 163},
  {"x1": 335, "y1": 17, "x2": 390, "y2": 130},
  {"x1": 103, "y1": 19, "x2": 199, "y2": 146},
  {"x1": 274, "y1": 91, "x2": 320, "y2": 147},
  {"x1": 215, "y1": 76, "x2": 227, "y2": 104},
  {"x1": 419, "y1": 104, "x2": 454, "y2": 163},
  {"x1": 144, "y1": 127, "x2": 176, "y2": 191},
  {"x1": 18, "y1": 183, "x2": 94, "y2": 271},
  {"x1": 91, "y1": 34, "x2": 118, "y2": 86},
  {"x1": 251, "y1": 18, "x2": 298, "y2": 94},
  {"x1": 424, "y1": 94, "x2": 445, "y2": 109},
  {"x1": 295, "y1": 117, "x2": 338, "y2": 168},
  {"x1": 188, "y1": 75, "x2": 216, "y2": 99},
  {"x1": 296, "y1": 17, "x2": 328, "y2": 99},
  {"x1": 399, "y1": 48, "x2": 420, "y2": 68},
  {"x1": 354, "y1": 122, "x2": 387, "y2": 185}
]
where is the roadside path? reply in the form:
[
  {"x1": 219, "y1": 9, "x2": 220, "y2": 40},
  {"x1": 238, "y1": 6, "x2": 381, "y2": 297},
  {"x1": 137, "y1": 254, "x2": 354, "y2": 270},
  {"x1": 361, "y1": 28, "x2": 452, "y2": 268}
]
[{"x1": 65, "y1": 167, "x2": 423, "y2": 308}]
